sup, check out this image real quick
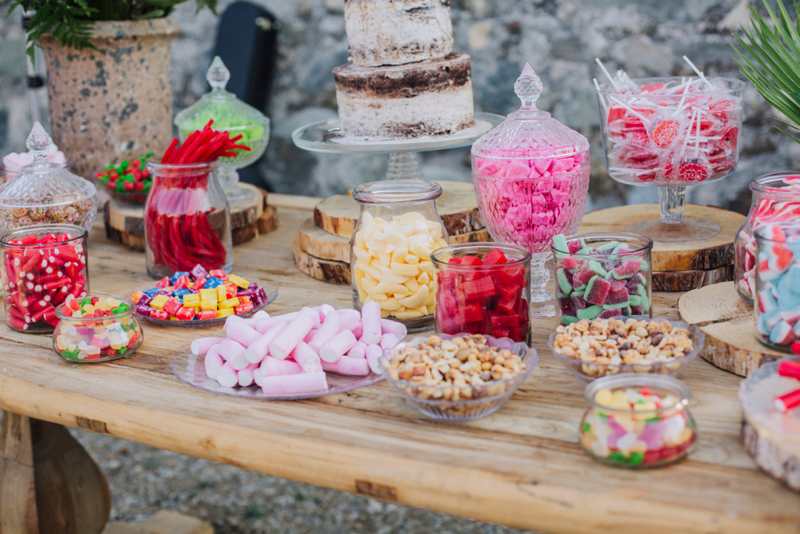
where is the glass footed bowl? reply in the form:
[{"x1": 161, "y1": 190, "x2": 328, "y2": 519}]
[
  {"x1": 378, "y1": 333, "x2": 538, "y2": 421},
  {"x1": 548, "y1": 316, "x2": 705, "y2": 384}
]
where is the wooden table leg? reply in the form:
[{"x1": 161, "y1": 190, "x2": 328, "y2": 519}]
[{"x1": 0, "y1": 411, "x2": 111, "y2": 534}]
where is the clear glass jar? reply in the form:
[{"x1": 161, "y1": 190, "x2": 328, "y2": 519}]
[
  {"x1": 53, "y1": 296, "x2": 143, "y2": 362},
  {"x1": 551, "y1": 232, "x2": 653, "y2": 326},
  {"x1": 144, "y1": 158, "x2": 232, "y2": 279},
  {"x1": 174, "y1": 57, "x2": 270, "y2": 202},
  {"x1": 471, "y1": 63, "x2": 591, "y2": 318},
  {"x1": 351, "y1": 180, "x2": 449, "y2": 332},
  {"x1": 0, "y1": 224, "x2": 89, "y2": 333},
  {"x1": 754, "y1": 222, "x2": 800, "y2": 351},
  {"x1": 431, "y1": 243, "x2": 531, "y2": 343},
  {"x1": 0, "y1": 123, "x2": 96, "y2": 233},
  {"x1": 580, "y1": 374, "x2": 698, "y2": 468},
  {"x1": 734, "y1": 173, "x2": 800, "y2": 304}
]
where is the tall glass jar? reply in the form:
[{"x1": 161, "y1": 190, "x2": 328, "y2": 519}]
[
  {"x1": 351, "y1": 180, "x2": 449, "y2": 332},
  {"x1": 0, "y1": 224, "x2": 89, "y2": 333},
  {"x1": 734, "y1": 172, "x2": 800, "y2": 304},
  {"x1": 144, "y1": 158, "x2": 232, "y2": 279}
]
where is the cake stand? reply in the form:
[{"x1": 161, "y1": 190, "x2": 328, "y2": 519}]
[{"x1": 291, "y1": 112, "x2": 504, "y2": 180}]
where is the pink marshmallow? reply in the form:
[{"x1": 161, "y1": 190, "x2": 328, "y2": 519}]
[
  {"x1": 308, "y1": 310, "x2": 342, "y2": 352},
  {"x1": 360, "y1": 301, "x2": 382, "y2": 344},
  {"x1": 291, "y1": 342, "x2": 323, "y2": 373},
  {"x1": 216, "y1": 362, "x2": 238, "y2": 388},
  {"x1": 380, "y1": 333, "x2": 400, "y2": 350},
  {"x1": 347, "y1": 341, "x2": 367, "y2": 359},
  {"x1": 338, "y1": 309, "x2": 361, "y2": 332},
  {"x1": 269, "y1": 311, "x2": 317, "y2": 359},
  {"x1": 321, "y1": 356, "x2": 370, "y2": 376},
  {"x1": 311, "y1": 304, "x2": 334, "y2": 321},
  {"x1": 261, "y1": 372, "x2": 328, "y2": 396},
  {"x1": 260, "y1": 356, "x2": 304, "y2": 376},
  {"x1": 244, "y1": 322, "x2": 286, "y2": 364},
  {"x1": 217, "y1": 339, "x2": 246, "y2": 362},
  {"x1": 223, "y1": 314, "x2": 246, "y2": 332},
  {"x1": 352, "y1": 323, "x2": 363, "y2": 340},
  {"x1": 238, "y1": 363, "x2": 259, "y2": 387},
  {"x1": 254, "y1": 313, "x2": 296, "y2": 334},
  {"x1": 253, "y1": 368, "x2": 264, "y2": 387},
  {"x1": 319, "y1": 330, "x2": 358, "y2": 363},
  {"x1": 191, "y1": 336, "x2": 224, "y2": 356},
  {"x1": 204, "y1": 346, "x2": 224, "y2": 379},
  {"x1": 366, "y1": 348, "x2": 384, "y2": 375},
  {"x1": 300, "y1": 307, "x2": 321, "y2": 327},
  {"x1": 380, "y1": 319, "x2": 407, "y2": 339},
  {"x1": 303, "y1": 327, "x2": 318, "y2": 344},
  {"x1": 227, "y1": 321, "x2": 262, "y2": 347}
]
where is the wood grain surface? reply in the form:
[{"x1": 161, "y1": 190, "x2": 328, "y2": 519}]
[
  {"x1": 652, "y1": 265, "x2": 733, "y2": 292},
  {"x1": 0, "y1": 200, "x2": 799, "y2": 534}
]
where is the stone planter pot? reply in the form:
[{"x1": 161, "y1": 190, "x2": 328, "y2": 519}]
[{"x1": 39, "y1": 18, "x2": 179, "y2": 180}]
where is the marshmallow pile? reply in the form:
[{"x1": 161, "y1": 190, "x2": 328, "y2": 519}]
[
  {"x1": 192, "y1": 302, "x2": 406, "y2": 396},
  {"x1": 755, "y1": 223, "x2": 800, "y2": 348}
]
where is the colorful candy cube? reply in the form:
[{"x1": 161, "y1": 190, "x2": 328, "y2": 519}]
[
  {"x1": 234, "y1": 302, "x2": 254, "y2": 314},
  {"x1": 149, "y1": 294, "x2": 169, "y2": 310},
  {"x1": 175, "y1": 307, "x2": 196, "y2": 321},
  {"x1": 163, "y1": 297, "x2": 182, "y2": 316},
  {"x1": 182, "y1": 293, "x2": 201, "y2": 308},
  {"x1": 227, "y1": 274, "x2": 250, "y2": 289},
  {"x1": 150, "y1": 309, "x2": 169, "y2": 320},
  {"x1": 198, "y1": 310, "x2": 217, "y2": 320},
  {"x1": 217, "y1": 308, "x2": 234, "y2": 318},
  {"x1": 130, "y1": 291, "x2": 145, "y2": 303},
  {"x1": 219, "y1": 298, "x2": 239, "y2": 310}
]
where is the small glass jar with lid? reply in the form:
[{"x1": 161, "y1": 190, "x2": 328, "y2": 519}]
[
  {"x1": 471, "y1": 63, "x2": 591, "y2": 318},
  {"x1": 0, "y1": 122, "x2": 96, "y2": 233},
  {"x1": 174, "y1": 56, "x2": 271, "y2": 202},
  {"x1": 351, "y1": 180, "x2": 449, "y2": 332}
]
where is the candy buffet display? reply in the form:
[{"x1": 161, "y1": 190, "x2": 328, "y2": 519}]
[
  {"x1": 471, "y1": 64, "x2": 591, "y2": 317},
  {"x1": 754, "y1": 222, "x2": 800, "y2": 350},
  {"x1": 734, "y1": 173, "x2": 800, "y2": 303},
  {"x1": 580, "y1": 374, "x2": 697, "y2": 468},
  {"x1": 549, "y1": 317, "x2": 702, "y2": 383},
  {"x1": 53, "y1": 296, "x2": 142, "y2": 362},
  {"x1": 175, "y1": 57, "x2": 270, "y2": 202},
  {"x1": 774, "y1": 360, "x2": 800, "y2": 413},
  {"x1": 144, "y1": 121, "x2": 248, "y2": 278},
  {"x1": 94, "y1": 155, "x2": 153, "y2": 206},
  {"x1": 0, "y1": 225, "x2": 89, "y2": 333},
  {"x1": 379, "y1": 333, "x2": 537, "y2": 420},
  {"x1": 2, "y1": 143, "x2": 67, "y2": 182},
  {"x1": 130, "y1": 265, "x2": 275, "y2": 326},
  {"x1": 173, "y1": 304, "x2": 407, "y2": 399},
  {"x1": 551, "y1": 233, "x2": 653, "y2": 326},
  {"x1": 431, "y1": 244, "x2": 531, "y2": 343},
  {"x1": 351, "y1": 180, "x2": 448, "y2": 332},
  {"x1": 593, "y1": 58, "x2": 745, "y2": 242},
  {"x1": 0, "y1": 122, "x2": 96, "y2": 232}
]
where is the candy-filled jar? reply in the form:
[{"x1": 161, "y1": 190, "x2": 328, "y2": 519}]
[
  {"x1": 431, "y1": 243, "x2": 531, "y2": 343},
  {"x1": 580, "y1": 374, "x2": 697, "y2": 468},
  {"x1": 351, "y1": 180, "x2": 449, "y2": 332},
  {"x1": 0, "y1": 224, "x2": 89, "y2": 333},
  {"x1": 551, "y1": 233, "x2": 653, "y2": 326},
  {"x1": 0, "y1": 122, "x2": 96, "y2": 233},
  {"x1": 735, "y1": 173, "x2": 800, "y2": 304},
  {"x1": 471, "y1": 63, "x2": 591, "y2": 318},
  {"x1": 144, "y1": 158, "x2": 232, "y2": 279}
]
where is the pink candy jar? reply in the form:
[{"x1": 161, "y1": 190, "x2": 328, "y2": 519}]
[
  {"x1": 471, "y1": 63, "x2": 591, "y2": 317},
  {"x1": 734, "y1": 173, "x2": 800, "y2": 304}
]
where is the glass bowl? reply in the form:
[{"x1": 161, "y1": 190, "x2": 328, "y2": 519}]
[
  {"x1": 548, "y1": 316, "x2": 704, "y2": 384},
  {"x1": 378, "y1": 332, "x2": 538, "y2": 421}
]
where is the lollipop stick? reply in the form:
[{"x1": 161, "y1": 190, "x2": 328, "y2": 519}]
[
  {"x1": 695, "y1": 111, "x2": 701, "y2": 156},
  {"x1": 608, "y1": 96, "x2": 652, "y2": 125},
  {"x1": 680, "y1": 110, "x2": 697, "y2": 160},
  {"x1": 595, "y1": 58, "x2": 619, "y2": 90},
  {"x1": 682, "y1": 55, "x2": 713, "y2": 88},
  {"x1": 593, "y1": 78, "x2": 609, "y2": 115}
]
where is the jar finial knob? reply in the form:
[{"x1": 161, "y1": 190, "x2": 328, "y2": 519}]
[
  {"x1": 207, "y1": 56, "x2": 230, "y2": 90},
  {"x1": 514, "y1": 63, "x2": 543, "y2": 109},
  {"x1": 26, "y1": 121, "x2": 52, "y2": 160}
]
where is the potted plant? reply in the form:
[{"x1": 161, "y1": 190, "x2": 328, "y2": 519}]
[{"x1": 5, "y1": 1, "x2": 218, "y2": 179}]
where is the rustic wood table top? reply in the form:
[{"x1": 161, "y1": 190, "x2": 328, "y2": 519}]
[{"x1": 0, "y1": 196, "x2": 798, "y2": 534}]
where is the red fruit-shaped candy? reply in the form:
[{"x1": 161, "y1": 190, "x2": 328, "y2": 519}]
[
  {"x1": 651, "y1": 120, "x2": 679, "y2": 147},
  {"x1": 678, "y1": 161, "x2": 708, "y2": 182}
]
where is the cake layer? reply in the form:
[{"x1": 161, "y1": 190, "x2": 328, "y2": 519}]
[
  {"x1": 344, "y1": 0, "x2": 453, "y2": 67},
  {"x1": 333, "y1": 53, "x2": 475, "y2": 139}
]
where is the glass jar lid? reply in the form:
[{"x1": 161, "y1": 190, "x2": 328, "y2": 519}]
[
  {"x1": 174, "y1": 56, "x2": 269, "y2": 140},
  {"x1": 471, "y1": 63, "x2": 590, "y2": 160},
  {"x1": 0, "y1": 122, "x2": 96, "y2": 210},
  {"x1": 353, "y1": 180, "x2": 442, "y2": 204}
]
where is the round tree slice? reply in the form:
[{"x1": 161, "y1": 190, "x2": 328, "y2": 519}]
[
  {"x1": 652, "y1": 265, "x2": 733, "y2": 292},
  {"x1": 291, "y1": 236, "x2": 351, "y2": 285}
]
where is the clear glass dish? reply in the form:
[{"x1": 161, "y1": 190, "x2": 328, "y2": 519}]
[
  {"x1": 53, "y1": 297, "x2": 143, "y2": 362},
  {"x1": 378, "y1": 332, "x2": 538, "y2": 421}
]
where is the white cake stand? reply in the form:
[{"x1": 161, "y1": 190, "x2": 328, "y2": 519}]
[{"x1": 291, "y1": 112, "x2": 504, "y2": 180}]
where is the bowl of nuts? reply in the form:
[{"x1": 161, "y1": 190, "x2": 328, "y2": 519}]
[
  {"x1": 379, "y1": 333, "x2": 537, "y2": 421},
  {"x1": 548, "y1": 316, "x2": 704, "y2": 384}
]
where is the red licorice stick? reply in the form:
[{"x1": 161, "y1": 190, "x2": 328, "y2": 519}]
[
  {"x1": 774, "y1": 388, "x2": 800, "y2": 413},
  {"x1": 161, "y1": 137, "x2": 180, "y2": 164},
  {"x1": 778, "y1": 360, "x2": 800, "y2": 380}
]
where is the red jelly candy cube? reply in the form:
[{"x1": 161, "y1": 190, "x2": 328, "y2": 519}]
[
  {"x1": 464, "y1": 276, "x2": 495, "y2": 300},
  {"x1": 193, "y1": 277, "x2": 207, "y2": 290},
  {"x1": 209, "y1": 269, "x2": 227, "y2": 279},
  {"x1": 155, "y1": 277, "x2": 171, "y2": 288},
  {"x1": 174, "y1": 275, "x2": 191, "y2": 290},
  {"x1": 508, "y1": 327, "x2": 523, "y2": 342},
  {"x1": 585, "y1": 276, "x2": 611, "y2": 306},
  {"x1": 490, "y1": 312, "x2": 519, "y2": 328},
  {"x1": 199, "y1": 310, "x2": 217, "y2": 320},
  {"x1": 175, "y1": 306, "x2": 196, "y2": 321},
  {"x1": 459, "y1": 256, "x2": 483, "y2": 266},
  {"x1": 234, "y1": 302, "x2": 254, "y2": 315},
  {"x1": 163, "y1": 297, "x2": 182, "y2": 316},
  {"x1": 150, "y1": 310, "x2": 168, "y2": 320},
  {"x1": 457, "y1": 303, "x2": 484, "y2": 324},
  {"x1": 483, "y1": 248, "x2": 508, "y2": 266},
  {"x1": 493, "y1": 328, "x2": 511, "y2": 339},
  {"x1": 225, "y1": 284, "x2": 238, "y2": 299},
  {"x1": 643, "y1": 450, "x2": 661, "y2": 464},
  {"x1": 561, "y1": 257, "x2": 584, "y2": 272}
]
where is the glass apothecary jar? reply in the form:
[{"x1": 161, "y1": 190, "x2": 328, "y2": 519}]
[
  {"x1": 174, "y1": 57, "x2": 270, "y2": 202},
  {"x1": 0, "y1": 123, "x2": 96, "y2": 233},
  {"x1": 431, "y1": 243, "x2": 531, "y2": 343},
  {"x1": 754, "y1": 222, "x2": 800, "y2": 351},
  {"x1": 471, "y1": 63, "x2": 591, "y2": 318},
  {"x1": 351, "y1": 180, "x2": 449, "y2": 332},
  {"x1": 0, "y1": 224, "x2": 89, "y2": 333},
  {"x1": 54, "y1": 296, "x2": 143, "y2": 362},
  {"x1": 551, "y1": 232, "x2": 653, "y2": 326},
  {"x1": 580, "y1": 374, "x2": 698, "y2": 468},
  {"x1": 144, "y1": 158, "x2": 232, "y2": 279},
  {"x1": 735, "y1": 173, "x2": 800, "y2": 304}
]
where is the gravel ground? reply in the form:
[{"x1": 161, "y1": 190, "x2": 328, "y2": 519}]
[{"x1": 67, "y1": 429, "x2": 533, "y2": 534}]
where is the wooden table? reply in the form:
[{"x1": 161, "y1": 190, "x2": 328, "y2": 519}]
[{"x1": 1, "y1": 196, "x2": 799, "y2": 534}]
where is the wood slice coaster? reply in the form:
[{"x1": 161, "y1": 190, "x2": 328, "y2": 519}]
[
  {"x1": 579, "y1": 204, "x2": 745, "y2": 272},
  {"x1": 258, "y1": 205, "x2": 279, "y2": 234},
  {"x1": 314, "y1": 180, "x2": 484, "y2": 238},
  {"x1": 291, "y1": 236, "x2": 351, "y2": 285},
  {"x1": 652, "y1": 265, "x2": 733, "y2": 292},
  {"x1": 104, "y1": 183, "x2": 270, "y2": 251},
  {"x1": 678, "y1": 281, "x2": 784, "y2": 376},
  {"x1": 297, "y1": 218, "x2": 491, "y2": 264}
]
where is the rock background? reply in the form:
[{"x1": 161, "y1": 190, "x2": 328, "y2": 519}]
[{"x1": 2, "y1": 0, "x2": 800, "y2": 211}]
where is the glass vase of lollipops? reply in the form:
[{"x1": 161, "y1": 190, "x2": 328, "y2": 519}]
[
  {"x1": 594, "y1": 74, "x2": 745, "y2": 242},
  {"x1": 471, "y1": 64, "x2": 591, "y2": 318}
]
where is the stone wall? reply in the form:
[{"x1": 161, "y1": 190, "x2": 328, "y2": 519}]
[{"x1": 1, "y1": 0, "x2": 798, "y2": 212}]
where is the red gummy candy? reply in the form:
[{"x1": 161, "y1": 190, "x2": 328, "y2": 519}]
[{"x1": 483, "y1": 248, "x2": 508, "y2": 266}]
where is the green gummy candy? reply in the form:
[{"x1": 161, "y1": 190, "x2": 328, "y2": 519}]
[
  {"x1": 609, "y1": 451, "x2": 626, "y2": 463},
  {"x1": 61, "y1": 349, "x2": 78, "y2": 360},
  {"x1": 596, "y1": 241, "x2": 619, "y2": 252},
  {"x1": 117, "y1": 347, "x2": 127, "y2": 354},
  {"x1": 576, "y1": 248, "x2": 590, "y2": 256},
  {"x1": 611, "y1": 244, "x2": 631, "y2": 255},
  {"x1": 585, "y1": 275, "x2": 598, "y2": 298},
  {"x1": 582, "y1": 422, "x2": 591, "y2": 433},
  {"x1": 557, "y1": 290, "x2": 567, "y2": 299},
  {"x1": 628, "y1": 452, "x2": 644, "y2": 466},
  {"x1": 561, "y1": 315, "x2": 578, "y2": 325},
  {"x1": 577, "y1": 305, "x2": 603, "y2": 320},
  {"x1": 639, "y1": 260, "x2": 649, "y2": 272},
  {"x1": 629, "y1": 295, "x2": 641, "y2": 306},
  {"x1": 81, "y1": 297, "x2": 91, "y2": 306},
  {"x1": 604, "y1": 301, "x2": 628, "y2": 310},
  {"x1": 623, "y1": 306, "x2": 632, "y2": 316},
  {"x1": 637, "y1": 284, "x2": 647, "y2": 298},
  {"x1": 642, "y1": 298, "x2": 650, "y2": 315},
  {"x1": 556, "y1": 269, "x2": 572, "y2": 294},
  {"x1": 552, "y1": 234, "x2": 568, "y2": 253},
  {"x1": 588, "y1": 260, "x2": 607, "y2": 276}
]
